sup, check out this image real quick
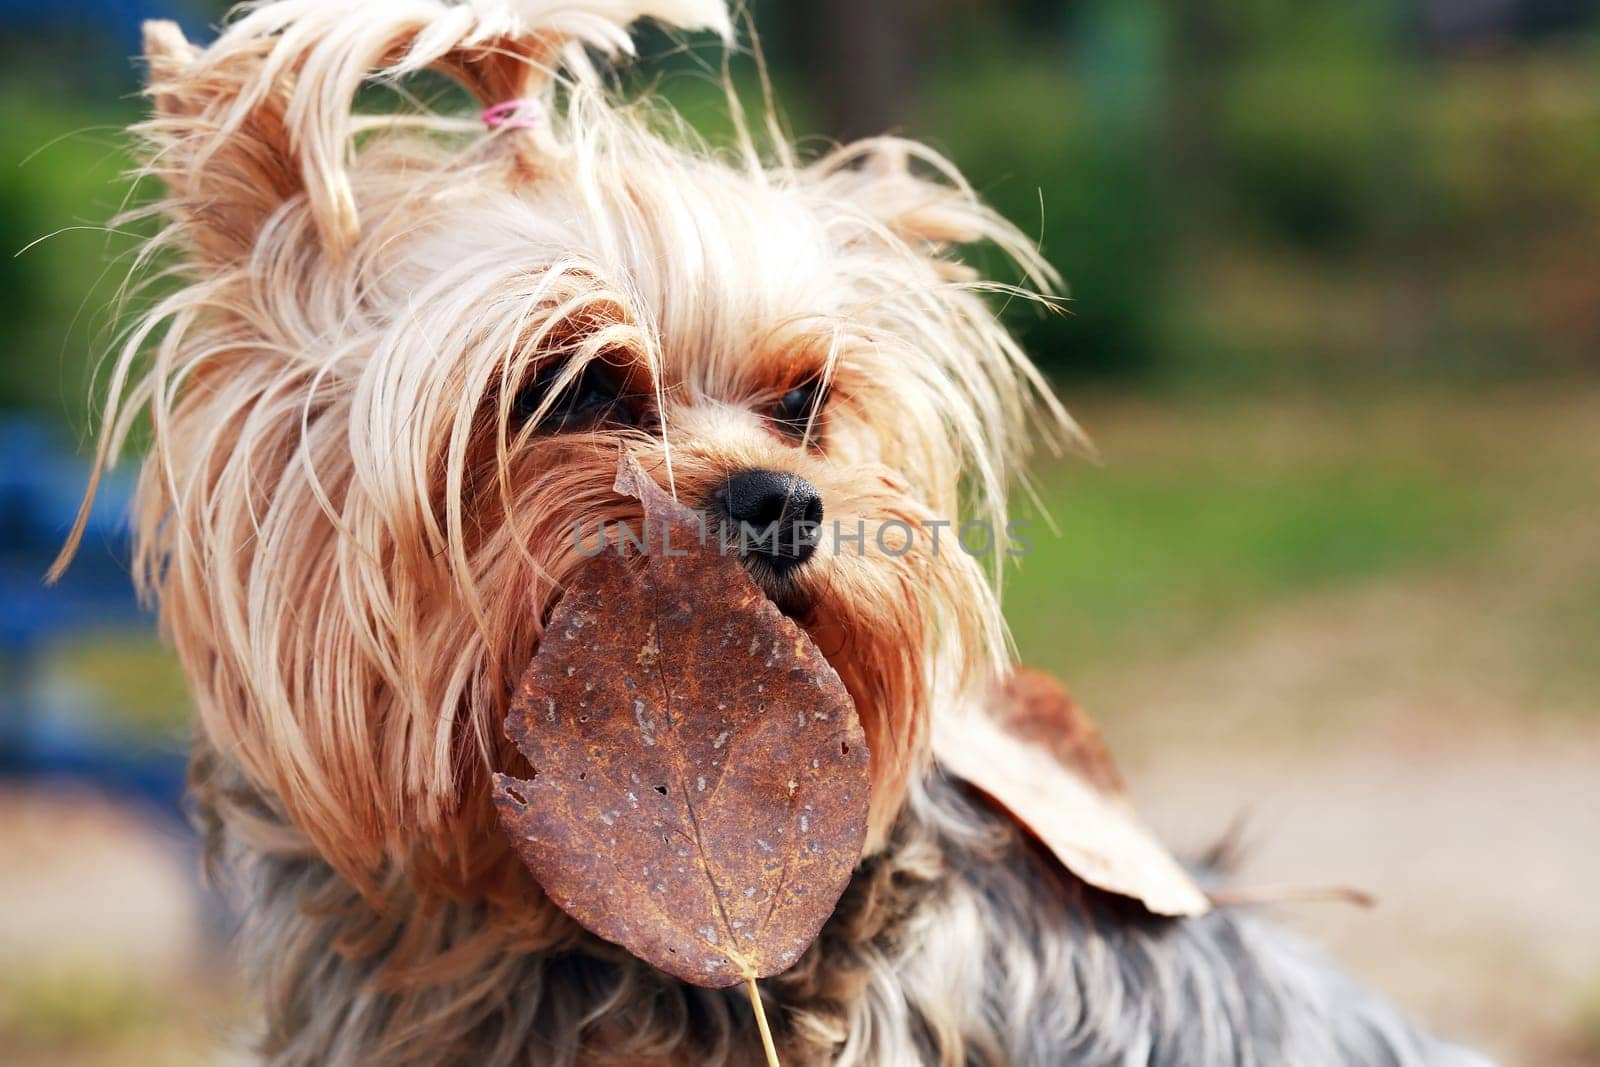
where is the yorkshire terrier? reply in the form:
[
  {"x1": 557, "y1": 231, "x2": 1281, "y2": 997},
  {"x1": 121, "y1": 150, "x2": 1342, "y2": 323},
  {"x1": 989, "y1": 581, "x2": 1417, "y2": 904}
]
[{"x1": 58, "y1": 1, "x2": 1491, "y2": 1063}]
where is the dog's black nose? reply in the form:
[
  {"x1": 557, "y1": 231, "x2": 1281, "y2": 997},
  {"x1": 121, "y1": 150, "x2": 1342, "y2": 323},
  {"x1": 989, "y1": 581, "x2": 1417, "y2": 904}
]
[{"x1": 714, "y1": 468, "x2": 824, "y2": 573}]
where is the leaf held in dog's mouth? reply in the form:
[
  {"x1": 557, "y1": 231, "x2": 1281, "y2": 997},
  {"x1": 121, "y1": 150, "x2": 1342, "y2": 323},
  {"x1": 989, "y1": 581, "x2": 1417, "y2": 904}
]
[{"x1": 493, "y1": 452, "x2": 871, "y2": 989}]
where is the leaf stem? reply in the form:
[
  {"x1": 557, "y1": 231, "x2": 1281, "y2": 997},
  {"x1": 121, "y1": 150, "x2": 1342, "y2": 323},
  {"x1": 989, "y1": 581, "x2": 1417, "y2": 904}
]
[
  {"x1": 745, "y1": 976, "x2": 780, "y2": 1067},
  {"x1": 1208, "y1": 883, "x2": 1377, "y2": 909}
]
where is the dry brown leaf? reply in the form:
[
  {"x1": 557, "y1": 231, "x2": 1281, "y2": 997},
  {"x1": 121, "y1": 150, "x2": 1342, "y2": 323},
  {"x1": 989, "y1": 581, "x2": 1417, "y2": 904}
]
[
  {"x1": 493, "y1": 453, "x2": 871, "y2": 990},
  {"x1": 995, "y1": 666, "x2": 1126, "y2": 796},
  {"x1": 933, "y1": 668, "x2": 1212, "y2": 918}
]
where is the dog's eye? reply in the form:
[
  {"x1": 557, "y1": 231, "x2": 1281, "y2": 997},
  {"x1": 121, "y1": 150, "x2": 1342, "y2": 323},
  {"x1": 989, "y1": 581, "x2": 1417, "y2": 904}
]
[
  {"x1": 768, "y1": 378, "x2": 829, "y2": 442},
  {"x1": 513, "y1": 361, "x2": 636, "y2": 432}
]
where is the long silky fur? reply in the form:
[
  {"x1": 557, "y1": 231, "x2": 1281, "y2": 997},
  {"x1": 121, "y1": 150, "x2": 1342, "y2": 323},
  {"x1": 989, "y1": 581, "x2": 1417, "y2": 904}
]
[
  {"x1": 65, "y1": 0, "x2": 1071, "y2": 892},
  {"x1": 61, "y1": 1, "x2": 1490, "y2": 1063}
]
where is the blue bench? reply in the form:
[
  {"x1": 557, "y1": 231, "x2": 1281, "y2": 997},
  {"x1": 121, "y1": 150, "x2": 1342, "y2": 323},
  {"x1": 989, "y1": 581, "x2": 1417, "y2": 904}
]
[{"x1": 0, "y1": 416, "x2": 188, "y2": 823}]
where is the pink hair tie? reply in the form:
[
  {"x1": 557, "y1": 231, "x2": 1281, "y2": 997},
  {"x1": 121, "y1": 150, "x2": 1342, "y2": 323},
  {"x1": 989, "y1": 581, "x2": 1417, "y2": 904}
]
[{"x1": 482, "y1": 98, "x2": 543, "y2": 132}]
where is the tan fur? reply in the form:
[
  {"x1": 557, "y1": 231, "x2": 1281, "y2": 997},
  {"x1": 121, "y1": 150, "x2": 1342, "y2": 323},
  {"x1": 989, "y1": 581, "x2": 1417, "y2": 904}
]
[{"x1": 61, "y1": 0, "x2": 1071, "y2": 944}]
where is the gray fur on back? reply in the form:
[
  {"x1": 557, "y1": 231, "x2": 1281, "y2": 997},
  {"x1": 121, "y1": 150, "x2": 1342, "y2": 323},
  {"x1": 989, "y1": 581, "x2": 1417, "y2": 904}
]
[
  {"x1": 203, "y1": 751, "x2": 1492, "y2": 1066},
  {"x1": 905, "y1": 780, "x2": 1493, "y2": 1067}
]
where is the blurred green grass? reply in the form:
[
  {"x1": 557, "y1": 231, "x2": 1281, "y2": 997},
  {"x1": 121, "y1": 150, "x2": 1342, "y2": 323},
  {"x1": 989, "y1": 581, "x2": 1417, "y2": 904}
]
[
  {"x1": 1007, "y1": 453, "x2": 1490, "y2": 672},
  {"x1": 0, "y1": 935, "x2": 239, "y2": 1067},
  {"x1": 1003, "y1": 385, "x2": 1600, "y2": 689}
]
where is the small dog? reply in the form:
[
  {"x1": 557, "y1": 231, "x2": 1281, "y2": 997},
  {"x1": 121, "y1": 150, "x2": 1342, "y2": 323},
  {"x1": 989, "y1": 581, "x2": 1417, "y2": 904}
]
[{"x1": 58, "y1": 2, "x2": 1491, "y2": 1063}]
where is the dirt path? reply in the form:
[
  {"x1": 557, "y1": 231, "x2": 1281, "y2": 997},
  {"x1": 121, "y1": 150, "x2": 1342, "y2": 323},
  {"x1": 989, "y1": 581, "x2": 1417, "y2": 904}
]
[
  {"x1": 1128, "y1": 732, "x2": 1599, "y2": 1065},
  {"x1": 1084, "y1": 516, "x2": 1600, "y2": 1064}
]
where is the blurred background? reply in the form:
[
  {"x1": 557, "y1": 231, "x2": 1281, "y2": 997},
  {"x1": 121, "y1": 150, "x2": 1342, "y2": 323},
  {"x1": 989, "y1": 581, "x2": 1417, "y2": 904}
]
[{"x1": 2, "y1": 1, "x2": 1597, "y2": 1063}]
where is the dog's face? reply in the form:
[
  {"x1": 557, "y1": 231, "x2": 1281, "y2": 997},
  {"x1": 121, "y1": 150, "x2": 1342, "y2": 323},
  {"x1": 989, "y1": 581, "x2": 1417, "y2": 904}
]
[{"x1": 71, "y1": 4, "x2": 1069, "y2": 909}]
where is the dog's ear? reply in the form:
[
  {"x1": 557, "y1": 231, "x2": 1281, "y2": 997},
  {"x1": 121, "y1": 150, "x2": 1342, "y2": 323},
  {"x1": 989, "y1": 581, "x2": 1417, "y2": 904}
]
[
  {"x1": 138, "y1": 1, "x2": 732, "y2": 265},
  {"x1": 141, "y1": 20, "x2": 301, "y2": 268},
  {"x1": 810, "y1": 138, "x2": 1058, "y2": 287}
]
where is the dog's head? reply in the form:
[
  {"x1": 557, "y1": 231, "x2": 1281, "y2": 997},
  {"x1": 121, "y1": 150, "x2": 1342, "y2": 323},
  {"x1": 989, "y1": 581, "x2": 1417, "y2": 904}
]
[{"x1": 63, "y1": 0, "x2": 1072, "y2": 910}]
